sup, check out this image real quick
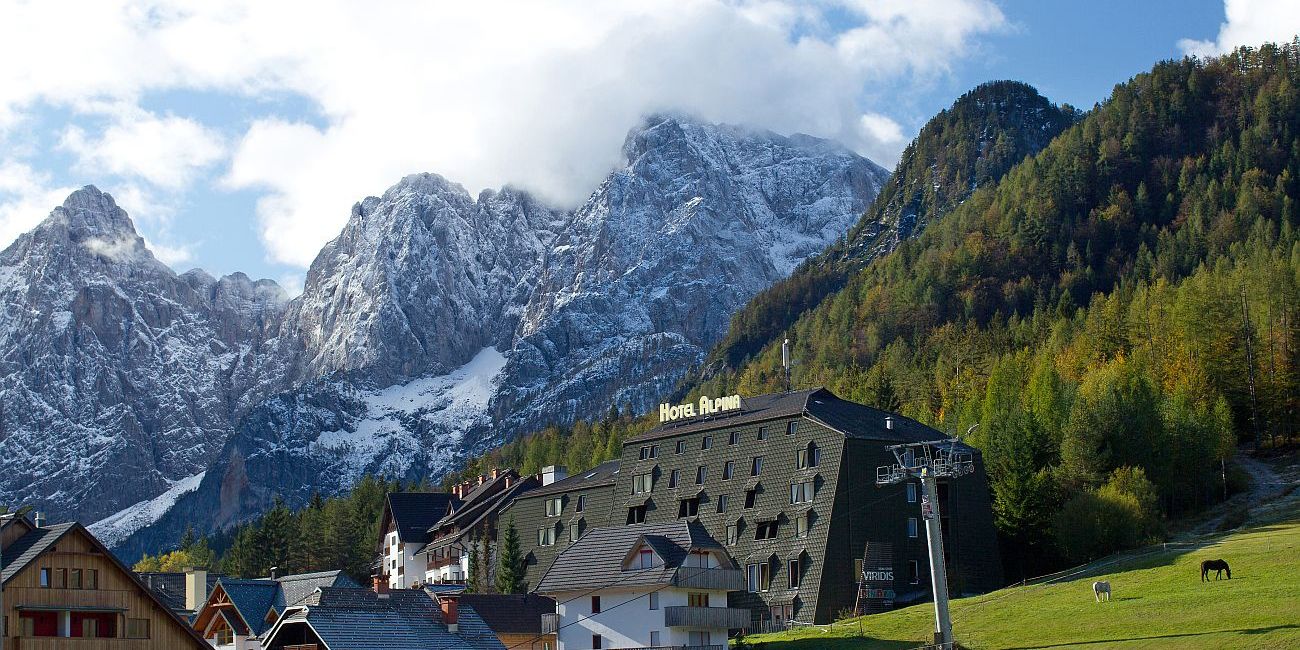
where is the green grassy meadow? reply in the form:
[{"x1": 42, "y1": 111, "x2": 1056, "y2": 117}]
[{"x1": 743, "y1": 512, "x2": 1300, "y2": 649}]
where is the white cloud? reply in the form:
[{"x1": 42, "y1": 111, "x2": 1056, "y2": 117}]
[
  {"x1": 1179, "y1": 0, "x2": 1300, "y2": 57},
  {"x1": 0, "y1": 0, "x2": 1008, "y2": 267},
  {"x1": 60, "y1": 110, "x2": 225, "y2": 190},
  {"x1": 145, "y1": 239, "x2": 195, "y2": 267},
  {"x1": 0, "y1": 161, "x2": 77, "y2": 248}
]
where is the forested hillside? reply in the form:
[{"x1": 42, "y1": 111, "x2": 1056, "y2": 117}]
[
  {"x1": 709, "y1": 81, "x2": 1077, "y2": 369},
  {"x1": 694, "y1": 41, "x2": 1300, "y2": 575}
]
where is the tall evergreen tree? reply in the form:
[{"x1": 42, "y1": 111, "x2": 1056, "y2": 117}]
[{"x1": 496, "y1": 518, "x2": 524, "y2": 594}]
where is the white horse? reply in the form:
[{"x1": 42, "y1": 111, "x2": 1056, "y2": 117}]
[{"x1": 1092, "y1": 580, "x2": 1112, "y2": 602}]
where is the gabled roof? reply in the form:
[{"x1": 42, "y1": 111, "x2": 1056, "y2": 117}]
[
  {"x1": 511, "y1": 460, "x2": 621, "y2": 499},
  {"x1": 1, "y1": 522, "x2": 76, "y2": 583},
  {"x1": 535, "y1": 520, "x2": 731, "y2": 594},
  {"x1": 276, "y1": 570, "x2": 359, "y2": 608},
  {"x1": 628, "y1": 387, "x2": 942, "y2": 443},
  {"x1": 386, "y1": 492, "x2": 459, "y2": 542},
  {"x1": 199, "y1": 570, "x2": 359, "y2": 637},
  {"x1": 138, "y1": 571, "x2": 224, "y2": 613},
  {"x1": 455, "y1": 593, "x2": 555, "y2": 635},
  {"x1": 419, "y1": 477, "x2": 540, "y2": 555},
  {"x1": 265, "y1": 587, "x2": 498, "y2": 650}
]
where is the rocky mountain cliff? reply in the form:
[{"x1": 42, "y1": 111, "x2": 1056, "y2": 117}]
[{"x1": 0, "y1": 116, "x2": 887, "y2": 556}]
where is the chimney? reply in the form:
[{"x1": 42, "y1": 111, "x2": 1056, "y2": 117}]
[
  {"x1": 184, "y1": 567, "x2": 208, "y2": 612},
  {"x1": 541, "y1": 466, "x2": 567, "y2": 486},
  {"x1": 270, "y1": 566, "x2": 280, "y2": 580},
  {"x1": 373, "y1": 575, "x2": 390, "y2": 598},
  {"x1": 440, "y1": 593, "x2": 460, "y2": 634},
  {"x1": 885, "y1": 416, "x2": 895, "y2": 430},
  {"x1": 491, "y1": 468, "x2": 501, "y2": 480},
  {"x1": 33, "y1": 511, "x2": 46, "y2": 528},
  {"x1": 477, "y1": 474, "x2": 486, "y2": 486}
]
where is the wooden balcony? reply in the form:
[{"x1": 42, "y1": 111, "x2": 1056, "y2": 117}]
[
  {"x1": 663, "y1": 605, "x2": 751, "y2": 629},
  {"x1": 11, "y1": 638, "x2": 152, "y2": 650},
  {"x1": 670, "y1": 567, "x2": 745, "y2": 591},
  {"x1": 540, "y1": 612, "x2": 560, "y2": 634}
]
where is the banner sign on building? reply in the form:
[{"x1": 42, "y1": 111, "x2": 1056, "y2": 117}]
[{"x1": 857, "y1": 541, "x2": 895, "y2": 614}]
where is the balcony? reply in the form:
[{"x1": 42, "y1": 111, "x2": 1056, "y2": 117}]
[
  {"x1": 425, "y1": 554, "x2": 462, "y2": 570},
  {"x1": 540, "y1": 612, "x2": 560, "y2": 634},
  {"x1": 663, "y1": 605, "x2": 751, "y2": 629},
  {"x1": 10, "y1": 639, "x2": 152, "y2": 650},
  {"x1": 670, "y1": 567, "x2": 745, "y2": 591}
]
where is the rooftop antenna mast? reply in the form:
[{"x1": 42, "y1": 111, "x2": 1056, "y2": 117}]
[
  {"x1": 782, "y1": 338, "x2": 792, "y2": 393},
  {"x1": 877, "y1": 439, "x2": 973, "y2": 650}
]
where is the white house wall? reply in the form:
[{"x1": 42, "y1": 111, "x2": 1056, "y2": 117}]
[{"x1": 553, "y1": 587, "x2": 729, "y2": 649}]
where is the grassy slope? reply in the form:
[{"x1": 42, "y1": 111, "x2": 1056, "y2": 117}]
[{"x1": 745, "y1": 509, "x2": 1300, "y2": 648}]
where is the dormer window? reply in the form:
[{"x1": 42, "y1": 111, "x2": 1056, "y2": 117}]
[
  {"x1": 678, "y1": 497, "x2": 700, "y2": 519},
  {"x1": 637, "y1": 548, "x2": 655, "y2": 569},
  {"x1": 545, "y1": 497, "x2": 563, "y2": 516},
  {"x1": 786, "y1": 421, "x2": 798, "y2": 435},
  {"x1": 633, "y1": 473, "x2": 653, "y2": 494}
]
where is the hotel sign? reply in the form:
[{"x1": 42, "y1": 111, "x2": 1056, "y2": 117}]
[{"x1": 659, "y1": 394, "x2": 742, "y2": 423}]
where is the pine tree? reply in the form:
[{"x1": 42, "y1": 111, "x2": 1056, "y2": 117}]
[
  {"x1": 495, "y1": 518, "x2": 524, "y2": 594},
  {"x1": 466, "y1": 537, "x2": 481, "y2": 592}
]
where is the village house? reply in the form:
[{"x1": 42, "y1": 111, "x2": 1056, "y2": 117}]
[
  {"x1": 378, "y1": 492, "x2": 458, "y2": 589},
  {"x1": 417, "y1": 469, "x2": 539, "y2": 585},
  {"x1": 454, "y1": 592, "x2": 557, "y2": 650},
  {"x1": 0, "y1": 512, "x2": 210, "y2": 648},
  {"x1": 536, "y1": 520, "x2": 747, "y2": 649},
  {"x1": 189, "y1": 569, "x2": 357, "y2": 649}
]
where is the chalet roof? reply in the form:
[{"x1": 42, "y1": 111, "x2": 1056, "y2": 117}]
[
  {"x1": 387, "y1": 492, "x2": 460, "y2": 542},
  {"x1": 203, "y1": 570, "x2": 359, "y2": 637},
  {"x1": 138, "y1": 571, "x2": 223, "y2": 613},
  {"x1": 268, "y1": 587, "x2": 501, "y2": 650},
  {"x1": 276, "y1": 570, "x2": 359, "y2": 608},
  {"x1": 628, "y1": 387, "x2": 942, "y2": 444},
  {"x1": 418, "y1": 478, "x2": 539, "y2": 556},
  {"x1": 535, "y1": 520, "x2": 730, "y2": 594},
  {"x1": 1, "y1": 522, "x2": 76, "y2": 583},
  {"x1": 513, "y1": 459, "x2": 621, "y2": 499},
  {"x1": 455, "y1": 593, "x2": 555, "y2": 635}
]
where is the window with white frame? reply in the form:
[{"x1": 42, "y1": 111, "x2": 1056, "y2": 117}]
[{"x1": 908, "y1": 517, "x2": 918, "y2": 538}]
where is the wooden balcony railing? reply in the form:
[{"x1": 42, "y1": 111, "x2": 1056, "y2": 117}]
[
  {"x1": 670, "y1": 567, "x2": 745, "y2": 591},
  {"x1": 540, "y1": 612, "x2": 560, "y2": 634},
  {"x1": 663, "y1": 605, "x2": 752, "y2": 629}
]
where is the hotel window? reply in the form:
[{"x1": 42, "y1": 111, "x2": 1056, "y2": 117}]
[
  {"x1": 717, "y1": 494, "x2": 729, "y2": 513},
  {"x1": 744, "y1": 489, "x2": 757, "y2": 509},
  {"x1": 39, "y1": 568, "x2": 51, "y2": 588},
  {"x1": 907, "y1": 483, "x2": 917, "y2": 503},
  {"x1": 538, "y1": 524, "x2": 558, "y2": 546},
  {"x1": 908, "y1": 517, "x2": 918, "y2": 538},
  {"x1": 789, "y1": 557, "x2": 802, "y2": 588},
  {"x1": 790, "y1": 480, "x2": 815, "y2": 504},
  {"x1": 576, "y1": 494, "x2": 586, "y2": 512},
  {"x1": 729, "y1": 431, "x2": 740, "y2": 445},
  {"x1": 678, "y1": 497, "x2": 700, "y2": 518},
  {"x1": 649, "y1": 591, "x2": 659, "y2": 610},
  {"x1": 70, "y1": 569, "x2": 82, "y2": 589},
  {"x1": 746, "y1": 564, "x2": 760, "y2": 591},
  {"x1": 546, "y1": 497, "x2": 563, "y2": 517},
  {"x1": 751, "y1": 456, "x2": 764, "y2": 476},
  {"x1": 633, "y1": 473, "x2": 653, "y2": 494},
  {"x1": 909, "y1": 560, "x2": 920, "y2": 584},
  {"x1": 570, "y1": 520, "x2": 583, "y2": 542},
  {"x1": 701, "y1": 435, "x2": 713, "y2": 450},
  {"x1": 757, "y1": 426, "x2": 767, "y2": 440},
  {"x1": 722, "y1": 461, "x2": 735, "y2": 480},
  {"x1": 650, "y1": 444, "x2": 659, "y2": 458},
  {"x1": 675, "y1": 440, "x2": 686, "y2": 454},
  {"x1": 755, "y1": 521, "x2": 779, "y2": 540},
  {"x1": 727, "y1": 523, "x2": 739, "y2": 545},
  {"x1": 796, "y1": 443, "x2": 820, "y2": 469},
  {"x1": 591, "y1": 596, "x2": 601, "y2": 613},
  {"x1": 627, "y1": 505, "x2": 647, "y2": 524},
  {"x1": 688, "y1": 592, "x2": 710, "y2": 607},
  {"x1": 126, "y1": 619, "x2": 150, "y2": 639},
  {"x1": 639, "y1": 445, "x2": 657, "y2": 460},
  {"x1": 759, "y1": 562, "x2": 773, "y2": 590},
  {"x1": 695, "y1": 465, "x2": 707, "y2": 484},
  {"x1": 786, "y1": 421, "x2": 798, "y2": 435},
  {"x1": 796, "y1": 513, "x2": 810, "y2": 538},
  {"x1": 669, "y1": 469, "x2": 680, "y2": 488}
]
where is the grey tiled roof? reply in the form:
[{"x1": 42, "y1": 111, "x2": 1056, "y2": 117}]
[
  {"x1": 1, "y1": 522, "x2": 76, "y2": 583},
  {"x1": 629, "y1": 387, "x2": 941, "y2": 443},
  {"x1": 517, "y1": 460, "x2": 621, "y2": 498},
  {"x1": 217, "y1": 579, "x2": 280, "y2": 635},
  {"x1": 535, "y1": 520, "x2": 728, "y2": 593},
  {"x1": 456, "y1": 593, "x2": 555, "y2": 635},
  {"x1": 276, "y1": 570, "x2": 359, "y2": 608},
  {"x1": 138, "y1": 572, "x2": 223, "y2": 613},
  {"x1": 271, "y1": 587, "x2": 489, "y2": 650}
]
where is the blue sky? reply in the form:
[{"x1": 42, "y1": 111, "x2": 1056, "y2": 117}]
[{"x1": 0, "y1": 0, "x2": 1292, "y2": 293}]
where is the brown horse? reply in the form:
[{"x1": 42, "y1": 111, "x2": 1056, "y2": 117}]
[{"x1": 1201, "y1": 559, "x2": 1231, "y2": 581}]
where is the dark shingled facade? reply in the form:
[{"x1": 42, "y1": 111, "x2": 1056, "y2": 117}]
[{"x1": 507, "y1": 388, "x2": 1002, "y2": 625}]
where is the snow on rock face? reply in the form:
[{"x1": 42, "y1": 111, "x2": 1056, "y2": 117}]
[
  {"x1": 0, "y1": 187, "x2": 287, "y2": 524},
  {"x1": 5, "y1": 116, "x2": 886, "y2": 557},
  {"x1": 89, "y1": 472, "x2": 206, "y2": 549}
]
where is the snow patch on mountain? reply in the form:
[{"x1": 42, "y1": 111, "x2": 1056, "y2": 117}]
[{"x1": 88, "y1": 472, "x2": 206, "y2": 548}]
